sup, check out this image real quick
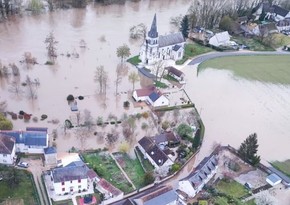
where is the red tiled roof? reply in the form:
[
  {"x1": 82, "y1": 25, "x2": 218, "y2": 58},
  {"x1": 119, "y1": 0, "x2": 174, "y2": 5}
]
[
  {"x1": 135, "y1": 86, "x2": 155, "y2": 97},
  {"x1": 98, "y1": 178, "x2": 122, "y2": 196}
]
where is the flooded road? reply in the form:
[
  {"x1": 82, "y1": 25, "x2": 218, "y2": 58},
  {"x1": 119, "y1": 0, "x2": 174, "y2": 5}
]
[{"x1": 1, "y1": 0, "x2": 290, "y2": 162}]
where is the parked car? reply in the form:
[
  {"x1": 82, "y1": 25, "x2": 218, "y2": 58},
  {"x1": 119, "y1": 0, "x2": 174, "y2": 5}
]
[{"x1": 17, "y1": 162, "x2": 29, "y2": 168}]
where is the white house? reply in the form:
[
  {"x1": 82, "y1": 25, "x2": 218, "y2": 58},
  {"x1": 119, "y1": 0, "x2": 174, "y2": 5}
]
[
  {"x1": 138, "y1": 136, "x2": 173, "y2": 175},
  {"x1": 269, "y1": 5, "x2": 290, "y2": 22},
  {"x1": 266, "y1": 173, "x2": 282, "y2": 186},
  {"x1": 44, "y1": 146, "x2": 57, "y2": 166},
  {"x1": 0, "y1": 135, "x2": 16, "y2": 165},
  {"x1": 165, "y1": 66, "x2": 185, "y2": 83},
  {"x1": 178, "y1": 155, "x2": 218, "y2": 198},
  {"x1": 208, "y1": 31, "x2": 235, "y2": 47},
  {"x1": 132, "y1": 87, "x2": 169, "y2": 108},
  {"x1": 139, "y1": 14, "x2": 185, "y2": 65},
  {"x1": 0, "y1": 127, "x2": 49, "y2": 154},
  {"x1": 277, "y1": 18, "x2": 290, "y2": 32},
  {"x1": 252, "y1": 23, "x2": 278, "y2": 36}
]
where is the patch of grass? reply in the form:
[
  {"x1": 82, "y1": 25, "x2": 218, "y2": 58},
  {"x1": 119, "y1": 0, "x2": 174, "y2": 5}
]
[
  {"x1": 82, "y1": 152, "x2": 134, "y2": 193},
  {"x1": 176, "y1": 42, "x2": 213, "y2": 65},
  {"x1": 271, "y1": 159, "x2": 290, "y2": 177},
  {"x1": 216, "y1": 179, "x2": 248, "y2": 198},
  {"x1": 0, "y1": 167, "x2": 37, "y2": 205},
  {"x1": 154, "y1": 81, "x2": 168, "y2": 88},
  {"x1": 135, "y1": 147, "x2": 155, "y2": 172},
  {"x1": 113, "y1": 152, "x2": 146, "y2": 189},
  {"x1": 127, "y1": 55, "x2": 141, "y2": 66},
  {"x1": 272, "y1": 33, "x2": 290, "y2": 48},
  {"x1": 198, "y1": 55, "x2": 290, "y2": 85},
  {"x1": 163, "y1": 74, "x2": 179, "y2": 82},
  {"x1": 232, "y1": 36, "x2": 275, "y2": 51},
  {"x1": 52, "y1": 199, "x2": 74, "y2": 205}
]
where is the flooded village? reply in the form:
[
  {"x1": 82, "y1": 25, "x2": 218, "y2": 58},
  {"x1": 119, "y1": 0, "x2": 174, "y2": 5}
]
[{"x1": 1, "y1": 0, "x2": 290, "y2": 204}]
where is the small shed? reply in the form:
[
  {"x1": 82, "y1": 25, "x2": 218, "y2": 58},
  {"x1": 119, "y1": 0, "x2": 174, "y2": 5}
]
[
  {"x1": 266, "y1": 173, "x2": 282, "y2": 186},
  {"x1": 44, "y1": 146, "x2": 57, "y2": 166}
]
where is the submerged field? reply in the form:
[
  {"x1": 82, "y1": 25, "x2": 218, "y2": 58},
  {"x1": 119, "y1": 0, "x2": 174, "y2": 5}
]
[{"x1": 198, "y1": 55, "x2": 290, "y2": 85}]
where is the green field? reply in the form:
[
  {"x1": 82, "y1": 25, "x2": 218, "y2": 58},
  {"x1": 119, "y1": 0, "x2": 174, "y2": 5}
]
[
  {"x1": 0, "y1": 166, "x2": 38, "y2": 205},
  {"x1": 216, "y1": 179, "x2": 248, "y2": 198},
  {"x1": 82, "y1": 152, "x2": 134, "y2": 193},
  {"x1": 271, "y1": 159, "x2": 290, "y2": 177},
  {"x1": 199, "y1": 55, "x2": 290, "y2": 84}
]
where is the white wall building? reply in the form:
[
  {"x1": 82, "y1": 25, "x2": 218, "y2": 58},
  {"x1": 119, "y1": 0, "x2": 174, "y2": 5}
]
[
  {"x1": 178, "y1": 155, "x2": 218, "y2": 198},
  {"x1": 0, "y1": 135, "x2": 16, "y2": 165},
  {"x1": 139, "y1": 14, "x2": 185, "y2": 65},
  {"x1": 208, "y1": 31, "x2": 233, "y2": 47}
]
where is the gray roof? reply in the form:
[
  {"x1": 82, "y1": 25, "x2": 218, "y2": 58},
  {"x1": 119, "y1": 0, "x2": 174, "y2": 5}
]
[
  {"x1": 148, "y1": 14, "x2": 158, "y2": 38},
  {"x1": 134, "y1": 186, "x2": 177, "y2": 205},
  {"x1": 0, "y1": 135, "x2": 15, "y2": 154},
  {"x1": 44, "y1": 146, "x2": 56, "y2": 154},
  {"x1": 267, "y1": 173, "x2": 282, "y2": 184},
  {"x1": 181, "y1": 155, "x2": 218, "y2": 187},
  {"x1": 165, "y1": 66, "x2": 184, "y2": 77},
  {"x1": 273, "y1": 5, "x2": 289, "y2": 17},
  {"x1": 52, "y1": 165, "x2": 88, "y2": 183},
  {"x1": 0, "y1": 130, "x2": 48, "y2": 146},
  {"x1": 159, "y1": 32, "x2": 185, "y2": 48}
]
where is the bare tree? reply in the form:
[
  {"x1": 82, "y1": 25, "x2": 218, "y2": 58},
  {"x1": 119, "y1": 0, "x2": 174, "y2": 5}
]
[
  {"x1": 0, "y1": 101, "x2": 7, "y2": 113},
  {"x1": 94, "y1": 66, "x2": 109, "y2": 94},
  {"x1": 25, "y1": 75, "x2": 38, "y2": 99},
  {"x1": 152, "y1": 60, "x2": 165, "y2": 81},
  {"x1": 44, "y1": 32, "x2": 58, "y2": 63},
  {"x1": 128, "y1": 71, "x2": 139, "y2": 90},
  {"x1": 115, "y1": 65, "x2": 122, "y2": 95},
  {"x1": 170, "y1": 15, "x2": 183, "y2": 30},
  {"x1": 9, "y1": 63, "x2": 20, "y2": 77},
  {"x1": 23, "y1": 52, "x2": 37, "y2": 69},
  {"x1": 105, "y1": 128, "x2": 119, "y2": 147},
  {"x1": 83, "y1": 109, "x2": 93, "y2": 131},
  {"x1": 74, "y1": 126, "x2": 88, "y2": 150},
  {"x1": 129, "y1": 23, "x2": 147, "y2": 40},
  {"x1": 8, "y1": 80, "x2": 24, "y2": 97}
]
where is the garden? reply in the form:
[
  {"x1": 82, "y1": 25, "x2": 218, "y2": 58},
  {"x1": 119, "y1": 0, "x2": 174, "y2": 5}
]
[
  {"x1": 82, "y1": 151, "x2": 134, "y2": 193},
  {"x1": 271, "y1": 159, "x2": 290, "y2": 177},
  {"x1": 0, "y1": 166, "x2": 39, "y2": 205}
]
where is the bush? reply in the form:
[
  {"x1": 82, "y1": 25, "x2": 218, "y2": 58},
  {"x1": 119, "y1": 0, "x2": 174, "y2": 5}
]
[
  {"x1": 123, "y1": 101, "x2": 130, "y2": 108},
  {"x1": 142, "y1": 112, "x2": 149, "y2": 119},
  {"x1": 161, "y1": 121, "x2": 170, "y2": 130},
  {"x1": 0, "y1": 113, "x2": 13, "y2": 130},
  {"x1": 66, "y1": 94, "x2": 75, "y2": 102},
  {"x1": 177, "y1": 123, "x2": 193, "y2": 140}
]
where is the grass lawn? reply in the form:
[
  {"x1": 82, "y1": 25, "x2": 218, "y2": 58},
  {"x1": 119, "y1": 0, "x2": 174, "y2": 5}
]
[
  {"x1": 127, "y1": 55, "x2": 141, "y2": 66},
  {"x1": 214, "y1": 197, "x2": 255, "y2": 205},
  {"x1": 198, "y1": 55, "x2": 290, "y2": 85},
  {"x1": 272, "y1": 33, "x2": 290, "y2": 48},
  {"x1": 52, "y1": 199, "x2": 73, "y2": 205},
  {"x1": 216, "y1": 179, "x2": 248, "y2": 198},
  {"x1": 113, "y1": 152, "x2": 146, "y2": 189},
  {"x1": 82, "y1": 152, "x2": 134, "y2": 193},
  {"x1": 176, "y1": 42, "x2": 213, "y2": 65},
  {"x1": 0, "y1": 166, "x2": 38, "y2": 205},
  {"x1": 271, "y1": 159, "x2": 290, "y2": 177},
  {"x1": 232, "y1": 36, "x2": 275, "y2": 51},
  {"x1": 154, "y1": 81, "x2": 168, "y2": 88},
  {"x1": 135, "y1": 147, "x2": 155, "y2": 172}
]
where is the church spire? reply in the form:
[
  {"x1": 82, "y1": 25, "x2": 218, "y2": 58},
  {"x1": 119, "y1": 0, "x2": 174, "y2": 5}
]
[{"x1": 148, "y1": 14, "x2": 158, "y2": 38}]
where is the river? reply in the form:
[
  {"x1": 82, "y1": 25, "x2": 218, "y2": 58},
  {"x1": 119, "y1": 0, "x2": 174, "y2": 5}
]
[{"x1": 0, "y1": 0, "x2": 289, "y2": 162}]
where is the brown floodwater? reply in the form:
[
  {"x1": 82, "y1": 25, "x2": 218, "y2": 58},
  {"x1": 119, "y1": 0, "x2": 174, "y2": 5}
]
[{"x1": 0, "y1": 0, "x2": 289, "y2": 162}]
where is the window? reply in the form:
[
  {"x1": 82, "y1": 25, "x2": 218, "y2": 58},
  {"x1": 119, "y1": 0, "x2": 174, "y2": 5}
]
[
  {"x1": 70, "y1": 180, "x2": 72, "y2": 183},
  {"x1": 61, "y1": 182, "x2": 65, "y2": 185},
  {"x1": 3, "y1": 154, "x2": 7, "y2": 157},
  {"x1": 62, "y1": 188, "x2": 65, "y2": 191},
  {"x1": 78, "y1": 179, "x2": 81, "y2": 183}
]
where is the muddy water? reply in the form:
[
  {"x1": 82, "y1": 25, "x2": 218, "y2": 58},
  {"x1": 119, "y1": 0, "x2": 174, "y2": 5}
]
[
  {"x1": 0, "y1": 0, "x2": 190, "y2": 152},
  {"x1": 183, "y1": 66, "x2": 290, "y2": 163}
]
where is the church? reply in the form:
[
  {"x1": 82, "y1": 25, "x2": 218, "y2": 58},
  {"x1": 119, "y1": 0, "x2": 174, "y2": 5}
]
[{"x1": 139, "y1": 14, "x2": 186, "y2": 65}]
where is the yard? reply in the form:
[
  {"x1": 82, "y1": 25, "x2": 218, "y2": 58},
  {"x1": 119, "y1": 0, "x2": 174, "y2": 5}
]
[
  {"x1": 271, "y1": 159, "x2": 290, "y2": 177},
  {"x1": 127, "y1": 55, "x2": 141, "y2": 66},
  {"x1": 272, "y1": 33, "x2": 290, "y2": 48},
  {"x1": 0, "y1": 166, "x2": 38, "y2": 205},
  {"x1": 232, "y1": 36, "x2": 275, "y2": 51},
  {"x1": 52, "y1": 199, "x2": 73, "y2": 205},
  {"x1": 198, "y1": 55, "x2": 290, "y2": 85},
  {"x1": 113, "y1": 152, "x2": 146, "y2": 189},
  {"x1": 135, "y1": 147, "x2": 155, "y2": 173},
  {"x1": 82, "y1": 151, "x2": 134, "y2": 193},
  {"x1": 176, "y1": 42, "x2": 213, "y2": 65}
]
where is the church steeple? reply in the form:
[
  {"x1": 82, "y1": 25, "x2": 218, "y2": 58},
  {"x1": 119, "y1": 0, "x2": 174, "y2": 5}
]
[{"x1": 148, "y1": 14, "x2": 158, "y2": 38}]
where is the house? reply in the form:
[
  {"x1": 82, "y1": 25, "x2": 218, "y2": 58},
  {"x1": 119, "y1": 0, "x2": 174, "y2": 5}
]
[
  {"x1": 50, "y1": 160, "x2": 98, "y2": 196},
  {"x1": 237, "y1": 16, "x2": 248, "y2": 25},
  {"x1": 269, "y1": 5, "x2": 290, "y2": 22},
  {"x1": 208, "y1": 31, "x2": 236, "y2": 47},
  {"x1": 133, "y1": 186, "x2": 185, "y2": 205},
  {"x1": 253, "y1": 23, "x2": 278, "y2": 36},
  {"x1": 266, "y1": 173, "x2": 282, "y2": 186},
  {"x1": 276, "y1": 18, "x2": 290, "y2": 32},
  {"x1": 138, "y1": 136, "x2": 173, "y2": 175},
  {"x1": 251, "y1": 2, "x2": 272, "y2": 21},
  {"x1": 44, "y1": 146, "x2": 57, "y2": 166},
  {"x1": 0, "y1": 127, "x2": 49, "y2": 154},
  {"x1": 0, "y1": 135, "x2": 16, "y2": 165},
  {"x1": 132, "y1": 87, "x2": 169, "y2": 108},
  {"x1": 178, "y1": 155, "x2": 218, "y2": 198},
  {"x1": 151, "y1": 132, "x2": 181, "y2": 147},
  {"x1": 165, "y1": 66, "x2": 185, "y2": 83},
  {"x1": 95, "y1": 178, "x2": 124, "y2": 205},
  {"x1": 139, "y1": 14, "x2": 185, "y2": 65}
]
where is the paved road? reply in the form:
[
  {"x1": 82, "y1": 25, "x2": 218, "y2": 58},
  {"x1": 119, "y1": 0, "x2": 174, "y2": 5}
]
[{"x1": 188, "y1": 50, "x2": 290, "y2": 65}]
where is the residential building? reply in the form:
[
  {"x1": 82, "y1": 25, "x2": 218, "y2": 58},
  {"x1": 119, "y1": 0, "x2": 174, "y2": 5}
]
[
  {"x1": 133, "y1": 186, "x2": 185, "y2": 205},
  {"x1": 139, "y1": 14, "x2": 185, "y2": 65},
  {"x1": 178, "y1": 155, "x2": 218, "y2": 198},
  {"x1": 253, "y1": 23, "x2": 278, "y2": 36},
  {"x1": 151, "y1": 132, "x2": 181, "y2": 147},
  {"x1": 269, "y1": 5, "x2": 290, "y2": 22},
  {"x1": 44, "y1": 146, "x2": 57, "y2": 166},
  {"x1": 0, "y1": 127, "x2": 49, "y2": 154},
  {"x1": 0, "y1": 135, "x2": 16, "y2": 165},
  {"x1": 276, "y1": 18, "x2": 290, "y2": 32},
  {"x1": 266, "y1": 173, "x2": 282, "y2": 186},
  {"x1": 132, "y1": 87, "x2": 169, "y2": 108},
  {"x1": 138, "y1": 136, "x2": 173, "y2": 175},
  {"x1": 208, "y1": 31, "x2": 236, "y2": 47},
  {"x1": 165, "y1": 66, "x2": 185, "y2": 83}
]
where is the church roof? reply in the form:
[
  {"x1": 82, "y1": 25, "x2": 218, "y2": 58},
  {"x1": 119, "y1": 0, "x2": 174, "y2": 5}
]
[
  {"x1": 159, "y1": 32, "x2": 185, "y2": 48},
  {"x1": 148, "y1": 14, "x2": 158, "y2": 38}
]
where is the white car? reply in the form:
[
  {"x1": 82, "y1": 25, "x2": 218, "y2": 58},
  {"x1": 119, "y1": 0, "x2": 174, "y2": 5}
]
[{"x1": 17, "y1": 162, "x2": 29, "y2": 168}]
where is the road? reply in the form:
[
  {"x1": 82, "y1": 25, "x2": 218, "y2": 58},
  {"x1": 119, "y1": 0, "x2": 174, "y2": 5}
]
[{"x1": 188, "y1": 50, "x2": 290, "y2": 65}]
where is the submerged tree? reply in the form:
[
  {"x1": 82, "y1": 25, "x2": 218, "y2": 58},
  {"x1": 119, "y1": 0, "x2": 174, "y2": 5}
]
[
  {"x1": 94, "y1": 66, "x2": 109, "y2": 94},
  {"x1": 44, "y1": 32, "x2": 58, "y2": 63},
  {"x1": 128, "y1": 71, "x2": 139, "y2": 90},
  {"x1": 116, "y1": 44, "x2": 131, "y2": 62},
  {"x1": 180, "y1": 15, "x2": 189, "y2": 38},
  {"x1": 129, "y1": 23, "x2": 147, "y2": 40},
  {"x1": 8, "y1": 80, "x2": 24, "y2": 97},
  {"x1": 238, "y1": 133, "x2": 261, "y2": 166}
]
